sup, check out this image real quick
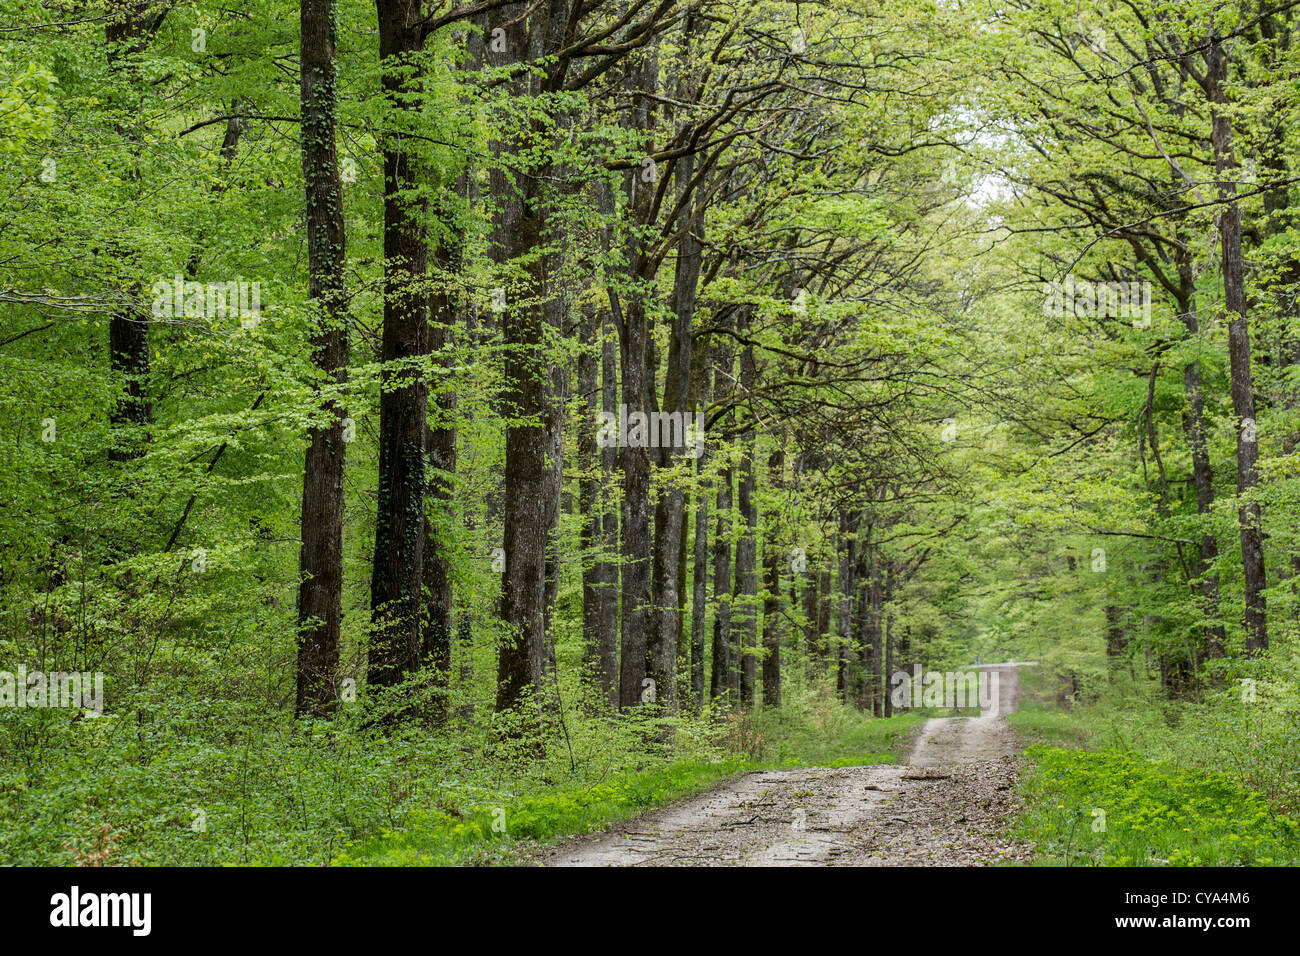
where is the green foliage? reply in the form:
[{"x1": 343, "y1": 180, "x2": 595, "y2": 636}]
[{"x1": 1014, "y1": 746, "x2": 1300, "y2": 866}]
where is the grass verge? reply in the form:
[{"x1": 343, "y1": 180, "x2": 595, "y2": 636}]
[{"x1": 1010, "y1": 745, "x2": 1300, "y2": 866}]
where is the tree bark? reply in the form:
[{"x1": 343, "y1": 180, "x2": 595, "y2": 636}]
[
  {"x1": 688, "y1": 350, "x2": 712, "y2": 710},
  {"x1": 836, "y1": 511, "x2": 856, "y2": 702},
  {"x1": 1207, "y1": 33, "x2": 1267, "y2": 654},
  {"x1": 496, "y1": 0, "x2": 573, "y2": 716},
  {"x1": 761, "y1": 451, "x2": 784, "y2": 706},
  {"x1": 369, "y1": 1, "x2": 431, "y2": 689},
  {"x1": 105, "y1": 4, "x2": 166, "y2": 464},
  {"x1": 647, "y1": 138, "x2": 704, "y2": 715},
  {"x1": 1174, "y1": 238, "x2": 1226, "y2": 662},
  {"x1": 295, "y1": 0, "x2": 350, "y2": 716},
  {"x1": 616, "y1": 53, "x2": 658, "y2": 710},
  {"x1": 882, "y1": 565, "x2": 895, "y2": 717}
]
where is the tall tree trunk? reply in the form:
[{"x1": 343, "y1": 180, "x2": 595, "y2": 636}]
[
  {"x1": 1174, "y1": 239, "x2": 1226, "y2": 662},
  {"x1": 817, "y1": 565, "x2": 832, "y2": 669},
  {"x1": 295, "y1": 0, "x2": 350, "y2": 716},
  {"x1": 420, "y1": 17, "x2": 487, "y2": 720},
  {"x1": 579, "y1": 181, "x2": 620, "y2": 709},
  {"x1": 867, "y1": 555, "x2": 884, "y2": 717},
  {"x1": 735, "y1": 331, "x2": 758, "y2": 707},
  {"x1": 647, "y1": 140, "x2": 703, "y2": 715},
  {"x1": 882, "y1": 565, "x2": 895, "y2": 717},
  {"x1": 422, "y1": 239, "x2": 457, "y2": 719},
  {"x1": 579, "y1": 303, "x2": 610, "y2": 704},
  {"x1": 761, "y1": 450, "x2": 784, "y2": 706},
  {"x1": 689, "y1": 350, "x2": 712, "y2": 709},
  {"x1": 616, "y1": 53, "x2": 658, "y2": 710},
  {"x1": 709, "y1": 461, "x2": 734, "y2": 703},
  {"x1": 496, "y1": 0, "x2": 572, "y2": 716},
  {"x1": 852, "y1": 532, "x2": 871, "y2": 709},
  {"x1": 1207, "y1": 33, "x2": 1267, "y2": 653},
  {"x1": 369, "y1": 1, "x2": 430, "y2": 688},
  {"x1": 1105, "y1": 604, "x2": 1126, "y2": 661},
  {"x1": 802, "y1": 557, "x2": 819, "y2": 667},
  {"x1": 708, "y1": 320, "x2": 736, "y2": 703},
  {"x1": 836, "y1": 512, "x2": 856, "y2": 702},
  {"x1": 598, "y1": 311, "x2": 621, "y2": 704},
  {"x1": 105, "y1": 3, "x2": 166, "y2": 464}
]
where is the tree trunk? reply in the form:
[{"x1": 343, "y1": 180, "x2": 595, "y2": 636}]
[
  {"x1": 369, "y1": 0, "x2": 430, "y2": 689},
  {"x1": 1207, "y1": 33, "x2": 1267, "y2": 653},
  {"x1": 647, "y1": 139, "x2": 704, "y2": 715},
  {"x1": 422, "y1": 240, "x2": 457, "y2": 719},
  {"x1": 735, "y1": 328, "x2": 758, "y2": 707},
  {"x1": 295, "y1": 0, "x2": 350, "y2": 716},
  {"x1": 802, "y1": 557, "x2": 819, "y2": 668},
  {"x1": 598, "y1": 311, "x2": 621, "y2": 705},
  {"x1": 836, "y1": 512, "x2": 856, "y2": 702},
  {"x1": 1174, "y1": 239, "x2": 1226, "y2": 662},
  {"x1": 105, "y1": 5, "x2": 166, "y2": 464},
  {"x1": 882, "y1": 565, "x2": 895, "y2": 717},
  {"x1": 689, "y1": 354, "x2": 712, "y2": 709},
  {"x1": 579, "y1": 303, "x2": 612, "y2": 705},
  {"x1": 867, "y1": 556, "x2": 884, "y2": 717},
  {"x1": 616, "y1": 54, "x2": 658, "y2": 710},
  {"x1": 761, "y1": 452, "x2": 784, "y2": 706},
  {"x1": 494, "y1": 0, "x2": 572, "y2": 718},
  {"x1": 709, "y1": 324, "x2": 735, "y2": 704}
]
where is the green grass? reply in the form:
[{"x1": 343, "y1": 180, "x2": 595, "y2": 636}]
[
  {"x1": 1007, "y1": 698, "x2": 1091, "y2": 748},
  {"x1": 336, "y1": 756, "x2": 755, "y2": 865},
  {"x1": 1012, "y1": 745, "x2": 1300, "y2": 866}
]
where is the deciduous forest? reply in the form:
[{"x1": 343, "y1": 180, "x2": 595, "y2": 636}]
[{"x1": 2, "y1": 0, "x2": 1299, "y2": 871}]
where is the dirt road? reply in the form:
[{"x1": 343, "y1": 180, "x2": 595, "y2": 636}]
[{"x1": 539, "y1": 664, "x2": 1034, "y2": 866}]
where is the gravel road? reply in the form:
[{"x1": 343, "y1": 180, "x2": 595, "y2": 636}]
[{"x1": 538, "y1": 664, "x2": 1035, "y2": 866}]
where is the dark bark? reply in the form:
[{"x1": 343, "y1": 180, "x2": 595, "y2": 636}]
[
  {"x1": 817, "y1": 565, "x2": 832, "y2": 670},
  {"x1": 107, "y1": 310, "x2": 151, "y2": 462},
  {"x1": 836, "y1": 512, "x2": 856, "y2": 702},
  {"x1": 1207, "y1": 33, "x2": 1267, "y2": 653},
  {"x1": 420, "y1": 19, "x2": 487, "y2": 720},
  {"x1": 735, "y1": 332, "x2": 758, "y2": 708},
  {"x1": 105, "y1": 5, "x2": 166, "y2": 463},
  {"x1": 760, "y1": 451, "x2": 784, "y2": 706},
  {"x1": 495, "y1": 0, "x2": 573, "y2": 716},
  {"x1": 852, "y1": 531, "x2": 871, "y2": 709},
  {"x1": 369, "y1": 1, "x2": 431, "y2": 688},
  {"x1": 802, "y1": 555, "x2": 820, "y2": 666},
  {"x1": 647, "y1": 136, "x2": 704, "y2": 715},
  {"x1": 1174, "y1": 238, "x2": 1226, "y2": 662},
  {"x1": 882, "y1": 566, "x2": 895, "y2": 717},
  {"x1": 708, "y1": 309, "x2": 737, "y2": 704},
  {"x1": 295, "y1": 0, "x2": 350, "y2": 716},
  {"x1": 688, "y1": 350, "x2": 712, "y2": 710},
  {"x1": 617, "y1": 52, "x2": 659, "y2": 710},
  {"x1": 709, "y1": 460, "x2": 734, "y2": 704},
  {"x1": 422, "y1": 238, "x2": 457, "y2": 718},
  {"x1": 579, "y1": 303, "x2": 616, "y2": 706},
  {"x1": 598, "y1": 311, "x2": 621, "y2": 704},
  {"x1": 866, "y1": 555, "x2": 884, "y2": 717}
]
